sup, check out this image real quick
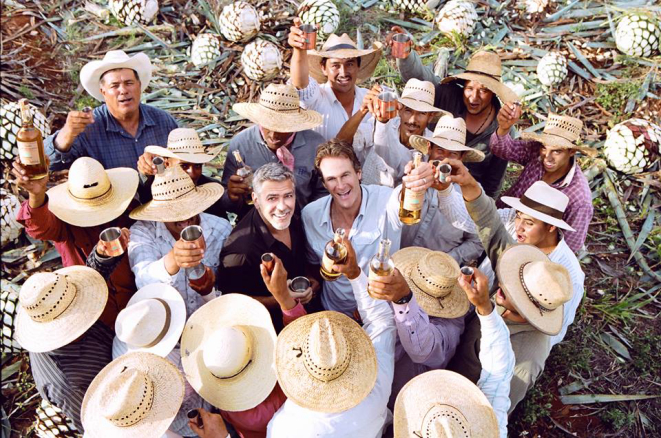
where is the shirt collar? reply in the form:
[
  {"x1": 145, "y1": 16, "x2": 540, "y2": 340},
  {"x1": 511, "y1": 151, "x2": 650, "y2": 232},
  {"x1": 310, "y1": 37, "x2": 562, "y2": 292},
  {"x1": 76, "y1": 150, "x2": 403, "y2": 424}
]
[
  {"x1": 320, "y1": 186, "x2": 368, "y2": 229},
  {"x1": 558, "y1": 156, "x2": 577, "y2": 187},
  {"x1": 105, "y1": 103, "x2": 151, "y2": 133},
  {"x1": 251, "y1": 208, "x2": 276, "y2": 247}
]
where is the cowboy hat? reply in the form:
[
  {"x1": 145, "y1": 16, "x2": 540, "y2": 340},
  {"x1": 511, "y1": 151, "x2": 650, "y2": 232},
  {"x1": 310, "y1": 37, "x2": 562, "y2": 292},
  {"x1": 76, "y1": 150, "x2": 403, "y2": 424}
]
[
  {"x1": 496, "y1": 244, "x2": 572, "y2": 335},
  {"x1": 441, "y1": 51, "x2": 519, "y2": 104},
  {"x1": 397, "y1": 79, "x2": 446, "y2": 114},
  {"x1": 501, "y1": 181, "x2": 575, "y2": 231},
  {"x1": 233, "y1": 84, "x2": 323, "y2": 133},
  {"x1": 47, "y1": 157, "x2": 139, "y2": 227},
  {"x1": 520, "y1": 113, "x2": 597, "y2": 157},
  {"x1": 112, "y1": 283, "x2": 186, "y2": 358},
  {"x1": 180, "y1": 294, "x2": 277, "y2": 412},
  {"x1": 15, "y1": 267, "x2": 108, "y2": 353},
  {"x1": 392, "y1": 247, "x2": 470, "y2": 319},
  {"x1": 394, "y1": 369, "x2": 498, "y2": 438},
  {"x1": 81, "y1": 351, "x2": 185, "y2": 438},
  {"x1": 275, "y1": 310, "x2": 377, "y2": 413},
  {"x1": 145, "y1": 128, "x2": 223, "y2": 164},
  {"x1": 409, "y1": 115, "x2": 485, "y2": 162},
  {"x1": 308, "y1": 33, "x2": 382, "y2": 84},
  {"x1": 129, "y1": 163, "x2": 223, "y2": 222},
  {"x1": 80, "y1": 50, "x2": 152, "y2": 102}
]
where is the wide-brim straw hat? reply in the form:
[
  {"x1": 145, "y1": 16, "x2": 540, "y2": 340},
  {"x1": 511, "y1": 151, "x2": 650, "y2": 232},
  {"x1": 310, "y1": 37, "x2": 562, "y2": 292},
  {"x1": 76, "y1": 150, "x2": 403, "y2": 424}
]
[
  {"x1": 15, "y1": 266, "x2": 108, "y2": 353},
  {"x1": 409, "y1": 115, "x2": 485, "y2": 162},
  {"x1": 145, "y1": 128, "x2": 222, "y2": 164},
  {"x1": 520, "y1": 113, "x2": 597, "y2": 157},
  {"x1": 129, "y1": 164, "x2": 223, "y2": 222},
  {"x1": 113, "y1": 283, "x2": 186, "y2": 358},
  {"x1": 392, "y1": 247, "x2": 470, "y2": 319},
  {"x1": 180, "y1": 294, "x2": 277, "y2": 412},
  {"x1": 233, "y1": 83, "x2": 323, "y2": 133},
  {"x1": 80, "y1": 50, "x2": 152, "y2": 102},
  {"x1": 308, "y1": 33, "x2": 382, "y2": 84},
  {"x1": 500, "y1": 181, "x2": 575, "y2": 231},
  {"x1": 441, "y1": 50, "x2": 519, "y2": 104},
  {"x1": 397, "y1": 78, "x2": 445, "y2": 114},
  {"x1": 496, "y1": 244, "x2": 572, "y2": 336},
  {"x1": 275, "y1": 310, "x2": 377, "y2": 413},
  {"x1": 47, "y1": 157, "x2": 139, "y2": 227},
  {"x1": 81, "y1": 352, "x2": 185, "y2": 438},
  {"x1": 394, "y1": 369, "x2": 498, "y2": 438}
]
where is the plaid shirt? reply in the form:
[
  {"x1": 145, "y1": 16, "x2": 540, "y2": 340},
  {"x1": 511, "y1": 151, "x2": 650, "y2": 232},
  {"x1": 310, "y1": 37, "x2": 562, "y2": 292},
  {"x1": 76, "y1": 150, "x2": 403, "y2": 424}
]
[
  {"x1": 490, "y1": 133, "x2": 593, "y2": 252},
  {"x1": 45, "y1": 103, "x2": 178, "y2": 171}
]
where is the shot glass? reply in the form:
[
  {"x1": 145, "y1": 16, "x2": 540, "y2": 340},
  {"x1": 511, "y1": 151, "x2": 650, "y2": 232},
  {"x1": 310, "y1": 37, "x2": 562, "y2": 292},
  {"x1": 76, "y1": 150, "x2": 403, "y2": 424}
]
[
  {"x1": 437, "y1": 163, "x2": 452, "y2": 183},
  {"x1": 152, "y1": 156, "x2": 166, "y2": 174},
  {"x1": 261, "y1": 253, "x2": 275, "y2": 274},
  {"x1": 391, "y1": 33, "x2": 412, "y2": 59},
  {"x1": 377, "y1": 91, "x2": 398, "y2": 120},
  {"x1": 460, "y1": 266, "x2": 474, "y2": 284},
  {"x1": 99, "y1": 227, "x2": 124, "y2": 257},
  {"x1": 181, "y1": 225, "x2": 206, "y2": 280},
  {"x1": 186, "y1": 409, "x2": 203, "y2": 428},
  {"x1": 289, "y1": 276, "x2": 311, "y2": 293},
  {"x1": 300, "y1": 24, "x2": 317, "y2": 50},
  {"x1": 82, "y1": 106, "x2": 93, "y2": 114}
]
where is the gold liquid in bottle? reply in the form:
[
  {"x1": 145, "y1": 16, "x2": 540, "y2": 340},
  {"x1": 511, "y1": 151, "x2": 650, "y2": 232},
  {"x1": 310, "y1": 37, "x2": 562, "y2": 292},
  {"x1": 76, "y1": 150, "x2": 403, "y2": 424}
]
[
  {"x1": 368, "y1": 238, "x2": 395, "y2": 297},
  {"x1": 16, "y1": 99, "x2": 48, "y2": 180},
  {"x1": 320, "y1": 228, "x2": 348, "y2": 281},
  {"x1": 233, "y1": 150, "x2": 254, "y2": 205},
  {"x1": 399, "y1": 151, "x2": 424, "y2": 225}
]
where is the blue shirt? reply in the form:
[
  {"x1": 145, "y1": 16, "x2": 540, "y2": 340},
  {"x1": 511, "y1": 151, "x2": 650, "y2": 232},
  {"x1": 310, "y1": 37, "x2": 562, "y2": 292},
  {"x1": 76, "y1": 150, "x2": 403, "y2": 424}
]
[{"x1": 45, "y1": 103, "x2": 178, "y2": 171}]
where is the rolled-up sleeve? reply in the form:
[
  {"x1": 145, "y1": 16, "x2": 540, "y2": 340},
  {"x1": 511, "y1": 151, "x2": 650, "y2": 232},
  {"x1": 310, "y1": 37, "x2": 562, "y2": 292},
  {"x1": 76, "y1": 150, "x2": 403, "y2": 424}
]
[
  {"x1": 128, "y1": 221, "x2": 181, "y2": 288},
  {"x1": 44, "y1": 130, "x2": 88, "y2": 171}
]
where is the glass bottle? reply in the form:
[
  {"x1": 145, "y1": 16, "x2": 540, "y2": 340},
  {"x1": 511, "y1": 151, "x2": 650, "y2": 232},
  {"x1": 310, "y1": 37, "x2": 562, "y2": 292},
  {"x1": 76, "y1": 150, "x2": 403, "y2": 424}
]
[
  {"x1": 399, "y1": 151, "x2": 424, "y2": 225},
  {"x1": 16, "y1": 99, "x2": 48, "y2": 180},
  {"x1": 233, "y1": 150, "x2": 254, "y2": 205},
  {"x1": 320, "y1": 228, "x2": 348, "y2": 281},
  {"x1": 368, "y1": 238, "x2": 395, "y2": 297}
]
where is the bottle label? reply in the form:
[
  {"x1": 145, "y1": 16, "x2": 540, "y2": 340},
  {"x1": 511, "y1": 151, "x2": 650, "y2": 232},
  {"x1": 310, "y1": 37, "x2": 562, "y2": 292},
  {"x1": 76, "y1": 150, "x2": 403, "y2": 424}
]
[
  {"x1": 17, "y1": 140, "x2": 40, "y2": 165},
  {"x1": 403, "y1": 188, "x2": 424, "y2": 211},
  {"x1": 321, "y1": 253, "x2": 335, "y2": 272}
]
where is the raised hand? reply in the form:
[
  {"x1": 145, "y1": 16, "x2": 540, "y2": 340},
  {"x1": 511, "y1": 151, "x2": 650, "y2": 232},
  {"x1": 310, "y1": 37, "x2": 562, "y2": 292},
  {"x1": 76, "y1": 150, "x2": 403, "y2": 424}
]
[
  {"x1": 54, "y1": 109, "x2": 95, "y2": 151},
  {"x1": 496, "y1": 102, "x2": 522, "y2": 136},
  {"x1": 457, "y1": 267, "x2": 493, "y2": 316}
]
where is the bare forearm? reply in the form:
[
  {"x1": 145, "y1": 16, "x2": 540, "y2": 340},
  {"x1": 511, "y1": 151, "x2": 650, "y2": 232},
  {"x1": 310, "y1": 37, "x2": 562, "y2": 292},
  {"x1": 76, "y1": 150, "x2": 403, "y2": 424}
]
[
  {"x1": 164, "y1": 250, "x2": 180, "y2": 275},
  {"x1": 336, "y1": 109, "x2": 368, "y2": 143},
  {"x1": 290, "y1": 49, "x2": 309, "y2": 89},
  {"x1": 28, "y1": 192, "x2": 46, "y2": 209}
]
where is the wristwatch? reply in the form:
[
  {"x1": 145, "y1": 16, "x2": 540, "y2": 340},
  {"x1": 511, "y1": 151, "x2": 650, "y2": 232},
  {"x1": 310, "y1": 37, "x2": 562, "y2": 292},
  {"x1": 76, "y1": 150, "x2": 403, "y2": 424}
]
[{"x1": 394, "y1": 291, "x2": 413, "y2": 305}]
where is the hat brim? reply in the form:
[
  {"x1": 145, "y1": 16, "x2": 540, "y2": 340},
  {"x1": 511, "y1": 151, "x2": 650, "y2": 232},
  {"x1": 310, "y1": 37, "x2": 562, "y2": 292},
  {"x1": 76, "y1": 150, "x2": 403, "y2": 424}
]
[
  {"x1": 500, "y1": 196, "x2": 575, "y2": 232},
  {"x1": 80, "y1": 52, "x2": 152, "y2": 102},
  {"x1": 520, "y1": 132, "x2": 597, "y2": 157},
  {"x1": 408, "y1": 135, "x2": 485, "y2": 162},
  {"x1": 442, "y1": 72, "x2": 519, "y2": 104},
  {"x1": 15, "y1": 266, "x2": 108, "y2": 353},
  {"x1": 496, "y1": 244, "x2": 563, "y2": 335},
  {"x1": 47, "y1": 167, "x2": 139, "y2": 227},
  {"x1": 232, "y1": 102, "x2": 323, "y2": 133},
  {"x1": 275, "y1": 311, "x2": 377, "y2": 413},
  {"x1": 144, "y1": 145, "x2": 223, "y2": 164},
  {"x1": 81, "y1": 352, "x2": 185, "y2": 438},
  {"x1": 308, "y1": 43, "x2": 383, "y2": 84},
  {"x1": 180, "y1": 294, "x2": 277, "y2": 412},
  {"x1": 113, "y1": 283, "x2": 187, "y2": 358},
  {"x1": 394, "y1": 369, "x2": 498, "y2": 437},
  {"x1": 129, "y1": 182, "x2": 223, "y2": 222}
]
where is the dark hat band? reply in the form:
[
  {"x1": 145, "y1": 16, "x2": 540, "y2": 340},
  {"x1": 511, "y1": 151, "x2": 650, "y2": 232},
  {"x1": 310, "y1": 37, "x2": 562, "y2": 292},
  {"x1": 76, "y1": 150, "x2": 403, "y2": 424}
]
[{"x1": 519, "y1": 194, "x2": 564, "y2": 220}]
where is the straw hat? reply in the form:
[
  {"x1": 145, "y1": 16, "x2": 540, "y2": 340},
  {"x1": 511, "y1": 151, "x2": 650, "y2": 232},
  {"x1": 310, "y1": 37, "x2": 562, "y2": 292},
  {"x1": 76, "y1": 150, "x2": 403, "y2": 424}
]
[
  {"x1": 80, "y1": 50, "x2": 152, "y2": 101},
  {"x1": 392, "y1": 247, "x2": 470, "y2": 319},
  {"x1": 233, "y1": 84, "x2": 323, "y2": 133},
  {"x1": 409, "y1": 115, "x2": 485, "y2": 162},
  {"x1": 15, "y1": 266, "x2": 108, "y2": 353},
  {"x1": 394, "y1": 369, "x2": 498, "y2": 438},
  {"x1": 496, "y1": 244, "x2": 572, "y2": 336},
  {"x1": 275, "y1": 310, "x2": 377, "y2": 413},
  {"x1": 180, "y1": 294, "x2": 277, "y2": 412},
  {"x1": 113, "y1": 283, "x2": 186, "y2": 358},
  {"x1": 81, "y1": 351, "x2": 185, "y2": 438},
  {"x1": 47, "y1": 157, "x2": 139, "y2": 227},
  {"x1": 129, "y1": 163, "x2": 223, "y2": 222},
  {"x1": 145, "y1": 128, "x2": 222, "y2": 164},
  {"x1": 397, "y1": 79, "x2": 446, "y2": 114},
  {"x1": 501, "y1": 181, "x2": 575, "y2": 231},
  {"x1": 308, "y1": 33, "x2": 382, "y2": 84},
  {"x1": 441, "y1": 51, "x2": 519, "y2": 104},
  {"x1": 520, "y1": 113, "x2": 597, "y2": 157}
]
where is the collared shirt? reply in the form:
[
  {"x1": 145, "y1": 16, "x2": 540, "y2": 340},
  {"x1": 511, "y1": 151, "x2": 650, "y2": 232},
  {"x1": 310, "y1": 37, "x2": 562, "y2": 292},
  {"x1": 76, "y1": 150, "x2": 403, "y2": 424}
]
[
  {"x1": 302, "y1": 185, "x2": 403, "y2": 316},
  {"x1": 45, "y1": 103, "x2": 178, "y2": 171},
  {"x1": 220, "y1": 125, "x2": 327, "y2": 218},
  {"x1": 267, "y1": 273, "x2": 396, "y2": 438},
  {"x1": 490, "y1": 132, "x2": 593, "y2": 252},
  {"x1": 128, "y1": 213, "x2": 232, "y2": 317}
]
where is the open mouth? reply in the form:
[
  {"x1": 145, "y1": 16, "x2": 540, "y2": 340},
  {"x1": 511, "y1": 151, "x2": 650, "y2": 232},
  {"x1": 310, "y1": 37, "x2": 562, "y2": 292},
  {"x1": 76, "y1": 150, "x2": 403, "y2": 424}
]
[
  {"x1": 516, "y1": 233, "x2": 525, "y2": 242},
  {"x1": 336, "y1": 189, "x2": 351, "y2": 200},
  {"x1": 118, "y1": 97, "x2": 133, "y2": 105},
  {"x1": 336, "y1": 76, "x2": 351, "y2": 85},
  {"x1": 497, "y1": 289, "x2": 506, "y2": 301},
  {"x1": 273, "y1": 211, "x2": 291, "y2": 220}
]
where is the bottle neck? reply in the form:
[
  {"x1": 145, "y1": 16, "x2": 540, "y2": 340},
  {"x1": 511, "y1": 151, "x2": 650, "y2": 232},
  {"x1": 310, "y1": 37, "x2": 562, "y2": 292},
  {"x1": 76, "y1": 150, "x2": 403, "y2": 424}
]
[{"x1": 376, "y1": 240, "x2": 391, "y2": 261}]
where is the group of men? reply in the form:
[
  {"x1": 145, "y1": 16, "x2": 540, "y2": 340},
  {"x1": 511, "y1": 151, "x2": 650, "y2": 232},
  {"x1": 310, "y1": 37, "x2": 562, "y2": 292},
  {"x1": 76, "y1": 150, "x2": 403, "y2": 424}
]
[{"x1": 10, "y1": 18, "x2": 595, "y2": 438}]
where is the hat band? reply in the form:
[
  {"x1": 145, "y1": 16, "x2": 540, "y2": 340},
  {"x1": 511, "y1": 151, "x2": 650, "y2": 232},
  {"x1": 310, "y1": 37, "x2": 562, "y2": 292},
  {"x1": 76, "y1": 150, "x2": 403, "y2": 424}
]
[
  {"x1": 142, "y1": 298, "x2": 172, "y2": 348},
  {"x1": 519, "y1": 262, "x2": 552, "y2": 316},
  {"x1": 519, "y1": 194, "x2": 564, "y2": 220},
  {"x1": 68, "y1": 182, "x2": 113, "y2": 202},
  {"x1": 323, "y1": 43, "x2": 357, "y2": 52},
  {"x1": 168, "y1": 145, "x2": 207, "y2": 154},
  {"x1": 464, "y1": 69, "x2": 501, "y2": 81},
  {"x1": 213, "y1": 359, "x2": 253, "y2": 380},
  {"x1": 259, "y1": 101, "x2": 302, "y2": 113}
]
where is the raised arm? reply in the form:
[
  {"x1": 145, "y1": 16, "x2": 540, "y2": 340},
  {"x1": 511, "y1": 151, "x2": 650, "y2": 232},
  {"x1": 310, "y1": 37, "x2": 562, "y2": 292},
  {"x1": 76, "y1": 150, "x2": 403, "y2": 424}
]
[{"x1": 288, "y1": 17, "x2": 310, "y2": 90}]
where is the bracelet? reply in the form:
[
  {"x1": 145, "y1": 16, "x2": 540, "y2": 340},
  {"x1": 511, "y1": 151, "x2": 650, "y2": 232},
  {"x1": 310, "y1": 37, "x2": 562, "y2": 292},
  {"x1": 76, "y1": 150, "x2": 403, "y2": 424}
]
[{"x1": 394, "y1": 291, "x2": 413, "y2": 305}]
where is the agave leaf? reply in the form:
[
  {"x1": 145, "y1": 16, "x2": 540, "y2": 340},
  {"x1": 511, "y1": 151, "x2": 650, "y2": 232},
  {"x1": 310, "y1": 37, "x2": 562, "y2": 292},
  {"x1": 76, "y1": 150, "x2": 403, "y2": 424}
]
[
  {"x1": 600, "y1": 332, "x2": 631, "y2": 360},
  {"x1": 627, "y1": 210, "x2": 656, "y2": 263},
  {"x1": 560, "y1": 394, "x2": 660, "y2": 405},
  {"x1": 566, "y1": 42, "x2": 601, "y2": 79}
]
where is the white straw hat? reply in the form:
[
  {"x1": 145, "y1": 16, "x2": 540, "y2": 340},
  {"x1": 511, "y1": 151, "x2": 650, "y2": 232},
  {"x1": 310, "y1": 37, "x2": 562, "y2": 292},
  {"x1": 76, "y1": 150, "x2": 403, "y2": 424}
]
[
  {"x1": 47, "y1": 157, "x2": 139, "y2": 227},
  {"x1": 397, "y1": 78, "x2": 445, "y2": 114},
  {"x1": 113, "y1": 283, "x2": 186, "y2": 358},
  {"x1": 180, "y1": 294, "x2": 277, "y2": 412},
  {"x1": 392, "y1": 247, "x2": 470, "y2": 319},
  {"x1": 145, "y1": 128, "x2": 222, "y2": 164},
  {"x1": 408, "y1": 115, "x2": 485, "y2": 162},
  {"x1": 129, "y1": 163, "x2": 223, "y2": 222},
  {"x1": 81, "y1": 351, "x2": 185, "y2": 438},
  {"x1": 394, "y1": 369, "x2": 498, "y2": 438},
  {"x1": 275, "y1": 310, "x2": 377, "y2": 413},
  {"x1": 15, "y1": 266, "x2": 108, "y2": 353},
  {"x1": 496, "y1": 244, "x2": 572, "y2": 335},
  {"x1": 500, "y1": 181, "x2": 575, "y2": 231},
  {"x1": 80, "y1": 50, "x2": 152, "y2": 102},
  {"x1": 233, "y1": 83, "x2": 323, "y2": 133},
  {"x1": 308, "y1": 33, "x2": 382, "y2": 84},
  {"x1": 520, "y1": 113, "x2": 597, "y2": 157}
]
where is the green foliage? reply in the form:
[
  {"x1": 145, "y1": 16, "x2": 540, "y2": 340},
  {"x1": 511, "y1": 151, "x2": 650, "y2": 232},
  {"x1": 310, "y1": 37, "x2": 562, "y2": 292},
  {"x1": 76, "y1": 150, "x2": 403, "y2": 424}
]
[
  {"x1": 593, "y1": 291, "x2": 657, "y2": 325},
  {"x1": 18, "y1": 85, "x2": 34, "y2": 100},
  {"x1": 74, "y1": 96, "x2": 99, "y2": 111},
  {"x1": 600, "y1": 407, "x2": 636, "y2": 431},
  {"x1": 631, "y1": 329, "x2": 661, "y2": 377},
  {"x1": 595, "y1": 80, "x2": 642, "y2": 122},
  {"x1": 519, "y1": 385, "x2": 553, "y2": 425}
]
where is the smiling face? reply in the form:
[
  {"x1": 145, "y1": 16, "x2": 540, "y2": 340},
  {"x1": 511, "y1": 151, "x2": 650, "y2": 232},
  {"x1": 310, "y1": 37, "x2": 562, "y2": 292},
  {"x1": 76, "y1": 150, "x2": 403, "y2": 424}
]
[
  {"x1": 539, "y1": 145, "x2": 575, "y2": 174},
  {"x1": 321, "y1": 57, "x2": 359, "y2": 94},
  {"x1": 319, "y1": 155, "x2": 362, "y2": 212},
  {"x1": 99, "y1": 68, "x2": 141, "y2": 119},
  {"x1": 513, "y1": 211, "x2": 556, "y2": 246},
  {"x1": 462, "y1": 80, "x2": 494, "y2": 116},
  {"x1": 253, "y1": 179, "x2": 296, "y2": 231},
  {"x1": 398, "y1": 106, "x2": 433, "y2": 147}
]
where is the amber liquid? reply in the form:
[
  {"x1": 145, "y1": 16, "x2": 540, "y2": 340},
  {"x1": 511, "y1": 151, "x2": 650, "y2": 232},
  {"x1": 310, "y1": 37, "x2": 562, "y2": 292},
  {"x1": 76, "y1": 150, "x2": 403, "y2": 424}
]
[
  {"x1": 237, "y1": 167, "x2": 254, "y2": 205},
  {"x1": 320, "y1": 243, "x2": 348, "y2": 281},
  {"x1": 399, "y1": 185, "x2": 423, "y2": 225},
  {"x1": 368, "y1": 262, "x2": 394, "y2": 297},
  {"x1": 17, "y1": 125, "x2": 48, "y2": 180}
]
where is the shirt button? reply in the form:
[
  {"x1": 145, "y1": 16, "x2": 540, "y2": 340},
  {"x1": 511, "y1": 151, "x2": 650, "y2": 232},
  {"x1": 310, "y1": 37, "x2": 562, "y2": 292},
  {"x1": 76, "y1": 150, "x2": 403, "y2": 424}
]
[{"x1": 399, "y1": 311, "x2": 403, "y2": 314}]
